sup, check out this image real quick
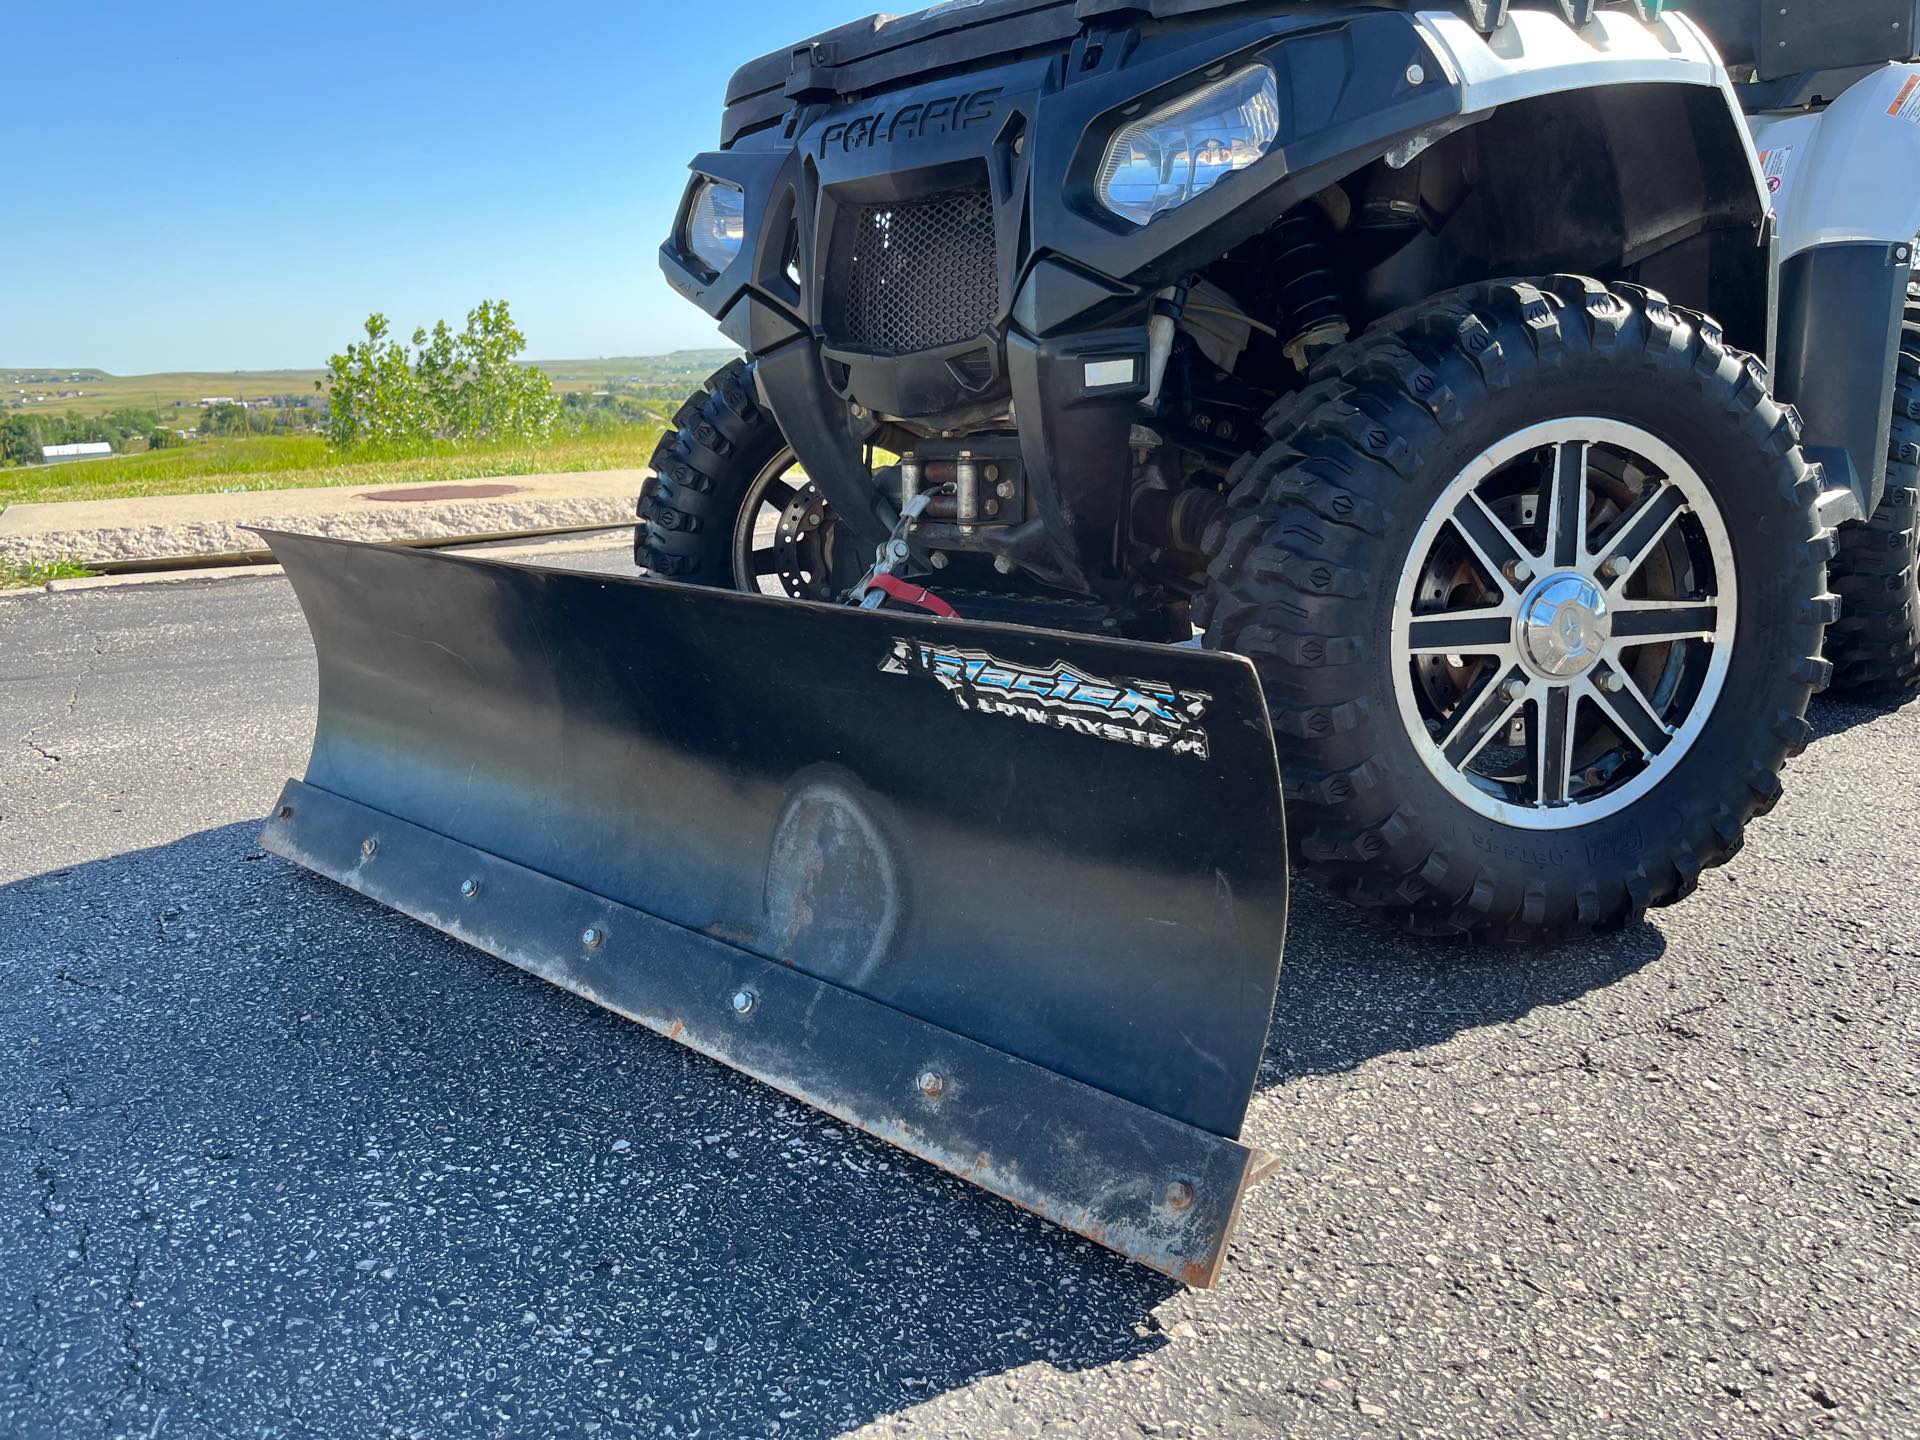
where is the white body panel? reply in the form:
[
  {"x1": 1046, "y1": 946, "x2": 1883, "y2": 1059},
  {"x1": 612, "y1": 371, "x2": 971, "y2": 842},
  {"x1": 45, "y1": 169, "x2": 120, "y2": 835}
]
[{"x1": 1747, "y1": 65, "x2": 1920, "y2": 258}]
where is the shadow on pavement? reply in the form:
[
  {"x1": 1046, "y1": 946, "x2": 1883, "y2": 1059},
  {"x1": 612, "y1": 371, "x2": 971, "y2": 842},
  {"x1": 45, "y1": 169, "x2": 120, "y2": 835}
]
[
  {"x1": 0, "y1": 819, "x2": 1663, "y2": 1437},
  {"x1": 1, "y1": 823, "x2": 1175, "y2": 1439},
  {"x1": 1804, "y1": 687, "x2": 1919, "y2": 743},
  {"x1": 1259, "y1": 879, "x2": 1669, "y2": 1086}
]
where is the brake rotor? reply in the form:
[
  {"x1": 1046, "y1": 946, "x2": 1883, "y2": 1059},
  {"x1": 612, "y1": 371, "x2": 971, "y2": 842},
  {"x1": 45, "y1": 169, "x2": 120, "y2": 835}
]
[{"x1": 766, "y1": 480, "x2": 842, "y2": 601}]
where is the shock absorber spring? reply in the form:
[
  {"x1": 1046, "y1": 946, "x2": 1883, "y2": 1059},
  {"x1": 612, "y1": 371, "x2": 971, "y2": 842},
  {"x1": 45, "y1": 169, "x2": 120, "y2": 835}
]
[{"x1": 1270, "y1": 209, "x2": 1350, "y2": 372}]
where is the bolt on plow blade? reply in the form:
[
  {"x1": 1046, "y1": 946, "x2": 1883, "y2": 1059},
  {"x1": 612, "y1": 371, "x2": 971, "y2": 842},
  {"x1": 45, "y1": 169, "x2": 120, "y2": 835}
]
[{"x1": 258, "y1": 530, "x2": 1289, "y2": 1284}]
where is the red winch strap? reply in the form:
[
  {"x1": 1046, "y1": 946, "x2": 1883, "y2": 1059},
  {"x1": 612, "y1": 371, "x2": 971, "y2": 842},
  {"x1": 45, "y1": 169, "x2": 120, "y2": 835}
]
[{"x1": 867, "y1": 573, "x2": 958, "y2": 617}]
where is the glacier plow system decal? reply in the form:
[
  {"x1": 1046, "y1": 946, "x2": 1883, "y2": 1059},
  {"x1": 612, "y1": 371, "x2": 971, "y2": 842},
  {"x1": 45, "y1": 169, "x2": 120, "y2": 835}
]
[
  {"x1": 881, "y1": 638, "x2": 1213, "y2": 759},
  {"x1": 256, "y1": 530, "x2": 1290, "y2": 1283}
]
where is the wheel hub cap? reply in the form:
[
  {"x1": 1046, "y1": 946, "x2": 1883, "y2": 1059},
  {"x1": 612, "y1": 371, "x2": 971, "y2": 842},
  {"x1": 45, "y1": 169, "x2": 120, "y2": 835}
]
[{"x1": 1518, "y1": 572, "x2": 1611, "y2": 678}]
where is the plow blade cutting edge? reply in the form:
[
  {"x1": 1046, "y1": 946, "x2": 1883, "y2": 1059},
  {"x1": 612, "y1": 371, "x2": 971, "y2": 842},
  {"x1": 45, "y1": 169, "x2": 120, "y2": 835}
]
[{"x1": 258, "y1": 530, "x2": 1289, "y2": 1284}]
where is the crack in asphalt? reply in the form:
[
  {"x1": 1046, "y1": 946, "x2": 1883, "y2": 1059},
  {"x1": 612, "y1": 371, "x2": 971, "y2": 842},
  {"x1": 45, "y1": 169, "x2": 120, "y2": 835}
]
[{"x1": 54, "y1": 969, "x2": 128, "y2": 1000}]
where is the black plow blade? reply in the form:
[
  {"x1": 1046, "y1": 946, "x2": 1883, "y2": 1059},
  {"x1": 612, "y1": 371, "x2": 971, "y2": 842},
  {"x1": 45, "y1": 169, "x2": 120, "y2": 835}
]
[{"x1": 258, "y1": 530, "x2": 1289, "y2": 1284}]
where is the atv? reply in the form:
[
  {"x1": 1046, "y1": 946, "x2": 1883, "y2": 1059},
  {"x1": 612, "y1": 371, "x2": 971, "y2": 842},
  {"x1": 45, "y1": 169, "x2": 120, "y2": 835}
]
[
  {"x1": 648, "y1": 0, "x2": 1920, "y2": 941},
  {"x1": 259, "y1": 0, "x2": 1920, "y2": 1282}
]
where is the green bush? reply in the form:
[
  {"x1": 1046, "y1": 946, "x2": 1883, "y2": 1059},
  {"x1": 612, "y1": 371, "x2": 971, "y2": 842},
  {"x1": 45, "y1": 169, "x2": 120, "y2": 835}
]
[{"x1": 320, "y1": 300, "x2": 561, "y2": 450}]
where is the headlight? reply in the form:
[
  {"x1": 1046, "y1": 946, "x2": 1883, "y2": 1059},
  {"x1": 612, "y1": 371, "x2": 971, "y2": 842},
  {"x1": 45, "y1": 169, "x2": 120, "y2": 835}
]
[
  {"x1": 685, "y1": 178, "x2": 745, "y2": 274},
  {"x1": 1096, "y1": 66, "x2": 1279, "y2": 226}
]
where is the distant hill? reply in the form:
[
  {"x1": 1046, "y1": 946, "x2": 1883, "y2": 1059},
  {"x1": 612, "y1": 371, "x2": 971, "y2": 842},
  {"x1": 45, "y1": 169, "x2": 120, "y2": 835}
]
[
  {"x1": 519, "y1": 351, "x2": 742, "y2": 387},
  {"x1": 0, "y1": 350, "x2": 742, "y2": 424}
]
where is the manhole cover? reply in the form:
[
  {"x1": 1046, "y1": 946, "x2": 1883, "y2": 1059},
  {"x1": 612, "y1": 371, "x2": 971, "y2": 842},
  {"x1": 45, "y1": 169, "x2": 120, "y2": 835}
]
[{"x1": 359, "y1": 483, "x2": 525, "y2": 502}]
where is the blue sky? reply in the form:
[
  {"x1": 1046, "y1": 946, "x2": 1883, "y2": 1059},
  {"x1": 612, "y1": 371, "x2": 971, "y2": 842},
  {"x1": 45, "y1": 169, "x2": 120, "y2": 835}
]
[{"x1": 2, "y1": 0, "x2": 864, "y2": 373}]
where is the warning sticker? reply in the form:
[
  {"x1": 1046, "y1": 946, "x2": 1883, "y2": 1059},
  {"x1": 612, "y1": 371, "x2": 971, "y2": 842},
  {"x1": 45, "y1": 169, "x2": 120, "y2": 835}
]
[
  {"x1": 1756, "y1": 146, "x2": 1794, "y2": 197},
  {"x1": 1889, "y1": 74, "x2": 1920, "y2": 123}
]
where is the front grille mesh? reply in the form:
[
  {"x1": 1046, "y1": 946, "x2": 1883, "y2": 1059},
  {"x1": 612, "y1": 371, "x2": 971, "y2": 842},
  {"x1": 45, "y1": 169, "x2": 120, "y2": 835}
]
[{"x1": 835, "y1": 189, "x2": 998, "y2": 353}]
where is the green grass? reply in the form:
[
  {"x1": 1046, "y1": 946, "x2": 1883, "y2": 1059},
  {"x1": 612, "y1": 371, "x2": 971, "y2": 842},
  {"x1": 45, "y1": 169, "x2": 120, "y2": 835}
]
[
  {"x1": 0, "y1": 556, "x2": 97, "y2": 590},
  {"x1": 0, "y1": 427, "x2": 668, "y2": 509}
]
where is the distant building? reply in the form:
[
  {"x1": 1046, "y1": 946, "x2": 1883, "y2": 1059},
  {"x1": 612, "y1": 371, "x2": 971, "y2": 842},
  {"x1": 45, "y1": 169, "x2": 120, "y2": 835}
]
[{"x1": 41, "y1": 441, "x2": 113, "y2": 463}]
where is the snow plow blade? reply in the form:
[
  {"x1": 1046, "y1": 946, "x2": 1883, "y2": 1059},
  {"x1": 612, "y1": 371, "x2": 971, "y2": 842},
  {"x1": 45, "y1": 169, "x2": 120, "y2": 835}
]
[{"x1": 258, "y1": 530, "x2": 1289, "y2": 1284}]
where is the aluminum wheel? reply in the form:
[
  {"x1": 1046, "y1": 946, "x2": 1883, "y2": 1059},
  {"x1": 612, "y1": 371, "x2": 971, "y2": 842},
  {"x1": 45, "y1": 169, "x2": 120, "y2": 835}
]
[
  {"x1": 729, "y1": 448, "x2": 843, "y2": 600},
  {"x1": 1389, "y1": 418, "x2": 1738, "y2": 830}
]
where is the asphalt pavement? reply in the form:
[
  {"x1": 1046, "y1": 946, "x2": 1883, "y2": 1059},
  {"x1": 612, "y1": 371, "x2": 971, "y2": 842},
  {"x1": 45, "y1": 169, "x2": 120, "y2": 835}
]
[{"x1": 1, "y1": 548, "x2": 1915, "y2": 1439}]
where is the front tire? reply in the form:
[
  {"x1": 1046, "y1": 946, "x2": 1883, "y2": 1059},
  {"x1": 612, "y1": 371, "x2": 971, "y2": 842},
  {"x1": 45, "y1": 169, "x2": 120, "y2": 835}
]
[
  {"x1": 1194, "y1": 278, "x2": 1837, "y2": 941},
  {"x1": 638, "y1": 359, "x2": 853, "y2": 599}
]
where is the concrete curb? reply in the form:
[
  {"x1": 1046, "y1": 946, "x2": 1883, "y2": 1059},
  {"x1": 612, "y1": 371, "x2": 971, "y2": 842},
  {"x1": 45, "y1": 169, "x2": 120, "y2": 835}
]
[
  {"x1": 1, "y1": 529, "x2": 640, "y2": 600},
  {"x1": 47, "y1": 564, "x2": 289, "y2": 593},
  {"x1": 2, "y1": 564, "x2": 289, "y2": 599},
  {"x1": 0, "y1": 470, "x2": 647, "y2": 569}
]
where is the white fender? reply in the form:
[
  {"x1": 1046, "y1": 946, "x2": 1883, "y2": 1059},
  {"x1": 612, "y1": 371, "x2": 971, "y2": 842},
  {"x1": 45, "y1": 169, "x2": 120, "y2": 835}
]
[
  {"x1": 1414, "y1": 7, "x2": 1731, "y2": 112},
  {"x1": 1748, "y1": 65, "x2": 1920, "y2": 258},
  {"x1": 1413, "y1": 8, "x2": 1769, "y2": 214}
]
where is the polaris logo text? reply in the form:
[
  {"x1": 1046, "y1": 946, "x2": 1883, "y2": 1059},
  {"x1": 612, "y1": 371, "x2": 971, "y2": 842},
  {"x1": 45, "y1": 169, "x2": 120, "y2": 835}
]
[
  {"x1": 816, "y1": 89, "x2": 1002, "y2": 155},
  {"x1": 881, "y1": 639, "x2": 1211, "y2": 759}
]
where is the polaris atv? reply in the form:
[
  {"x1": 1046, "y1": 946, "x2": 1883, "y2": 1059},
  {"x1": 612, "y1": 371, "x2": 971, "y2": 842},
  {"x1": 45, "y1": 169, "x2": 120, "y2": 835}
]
[
  {"x1": 256, "y1": 0, "x2": 1920, "y2": 1283},
  {"x1": 647, "y1": 0, "x2": 1920, "y2": 943}
]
